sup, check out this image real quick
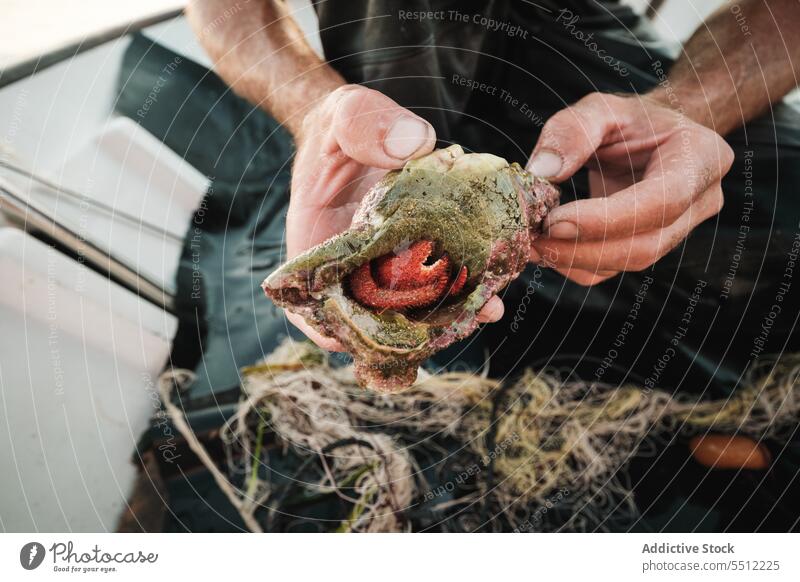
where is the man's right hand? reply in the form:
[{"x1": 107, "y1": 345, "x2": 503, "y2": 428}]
[
  {"x1": 285, "y1": 85, "x2": 506, "y2": 350},
  {"x1": 284, "y1": 85, "x2": 437, "y2": 350}
]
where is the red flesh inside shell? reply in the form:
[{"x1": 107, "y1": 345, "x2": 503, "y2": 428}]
[{"x1": 348, "y1": 240, "x2": 467, "y2": 311}]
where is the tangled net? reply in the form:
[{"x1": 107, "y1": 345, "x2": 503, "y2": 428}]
[{"x1": 158, "y1": 340, "x2": 800, "y2": 532}]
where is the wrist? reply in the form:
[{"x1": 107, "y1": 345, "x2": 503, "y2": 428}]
[
  {"x1": 643, "y1": 80, "x2": 724, "y2": 132},
  {"x1": 642, "y1": 85, "x2": 694, "y2": 118},
  {"x1": 277, "y1": 69, "x2": 346, "y2": 141}
]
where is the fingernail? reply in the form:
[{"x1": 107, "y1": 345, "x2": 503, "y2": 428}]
[
  {"x1": 384, "y1": 117, "x2": 431, "y2": 159},
  {"x1": 547, "y1": 221, "x2": 578, "y2": 239},
  {"x1": 527, "y1": 150, "x2": 562, "y2": 177}
]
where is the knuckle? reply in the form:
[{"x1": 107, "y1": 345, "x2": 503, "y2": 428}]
[
  {"x1": 571, "y1": 271, "x2": 608, "y2": 286},
  {"x1": 654, "y1": 232, "x2": 685, "y2": 262},
  {"x1": 720, "y1": 140, "x2": 735, "y2": 170},
  {"x1": 580, "y1": 92, "x2": 606, "y2": 107},
  {"x1": 584, "y1": 275, "x2": 607, "y2": 286},
  {"x1": 627, "y1": 254, "x2": 656, "y2": 272},
  {"x1": 567, "y1": 270, "x2": 594, "y2": 286},
  {"x1": 337, "y1": 88, "x2": 367, "y2": 120},
  {"x1": 581, "y1": 92, "x2": 625, "y2": 110},
  {"x1": 572, "y1": 277, "x2": 595, "y2": 287},
  {"x1": 334, "y1": 86, "x2": 379, "y2": 125},
  {"x1": 701, "y1": 130, "x2": 735, "y2": 171},
  {"x1": 713, "y1": 190, "x2": 725, "y2": 213}
]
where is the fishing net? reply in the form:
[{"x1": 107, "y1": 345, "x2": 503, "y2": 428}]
[{"x1": 159, "y1": 340, "x2": 800, "y2": 532}]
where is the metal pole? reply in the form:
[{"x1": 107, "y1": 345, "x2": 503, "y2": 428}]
[{"x1": 0, "y1": 179, "x2": 176, "y2": 314}]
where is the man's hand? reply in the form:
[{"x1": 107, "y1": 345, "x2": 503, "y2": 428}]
[
  {"x1": 525, "y1": 92, "x2": 734, "y2": 285},
  {"x1": 285, "y1": 84, "x2": 504, "y2": 349},
  {"x1": 284, "y1": 85, "x2": 433, "y2": 349}
]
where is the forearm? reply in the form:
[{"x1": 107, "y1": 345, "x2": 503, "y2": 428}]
[
  {"x1": 186, "y1": 0, "x2": 345, "y2": 137},
  {"x1": 648, "y1": 0, "x2": 800, "y2": 135}
]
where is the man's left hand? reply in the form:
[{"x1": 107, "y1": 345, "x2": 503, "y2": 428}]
[{"x1": 525, "y1": 92, "x2": 734, "y2": 285}]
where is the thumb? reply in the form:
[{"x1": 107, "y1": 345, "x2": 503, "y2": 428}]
[
  {"x1": 331, "y1": 86, "x2": 436, "y2": 169},
  {"x1": 527, "y1": 93, "x2": 623, "y2": 183}
]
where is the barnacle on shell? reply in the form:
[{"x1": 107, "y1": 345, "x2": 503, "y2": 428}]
[{"x1": 263, "y1": 145, "x2": 559, "y2": 392}]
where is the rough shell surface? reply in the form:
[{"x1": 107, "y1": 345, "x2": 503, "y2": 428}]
[{"x1": 263, "y1": 145, "x2": 559, "y2": 392}]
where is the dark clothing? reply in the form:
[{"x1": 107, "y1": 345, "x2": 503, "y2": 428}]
[{"x1": 314, "y1": 0, "x2": 668, "y2": 161}]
